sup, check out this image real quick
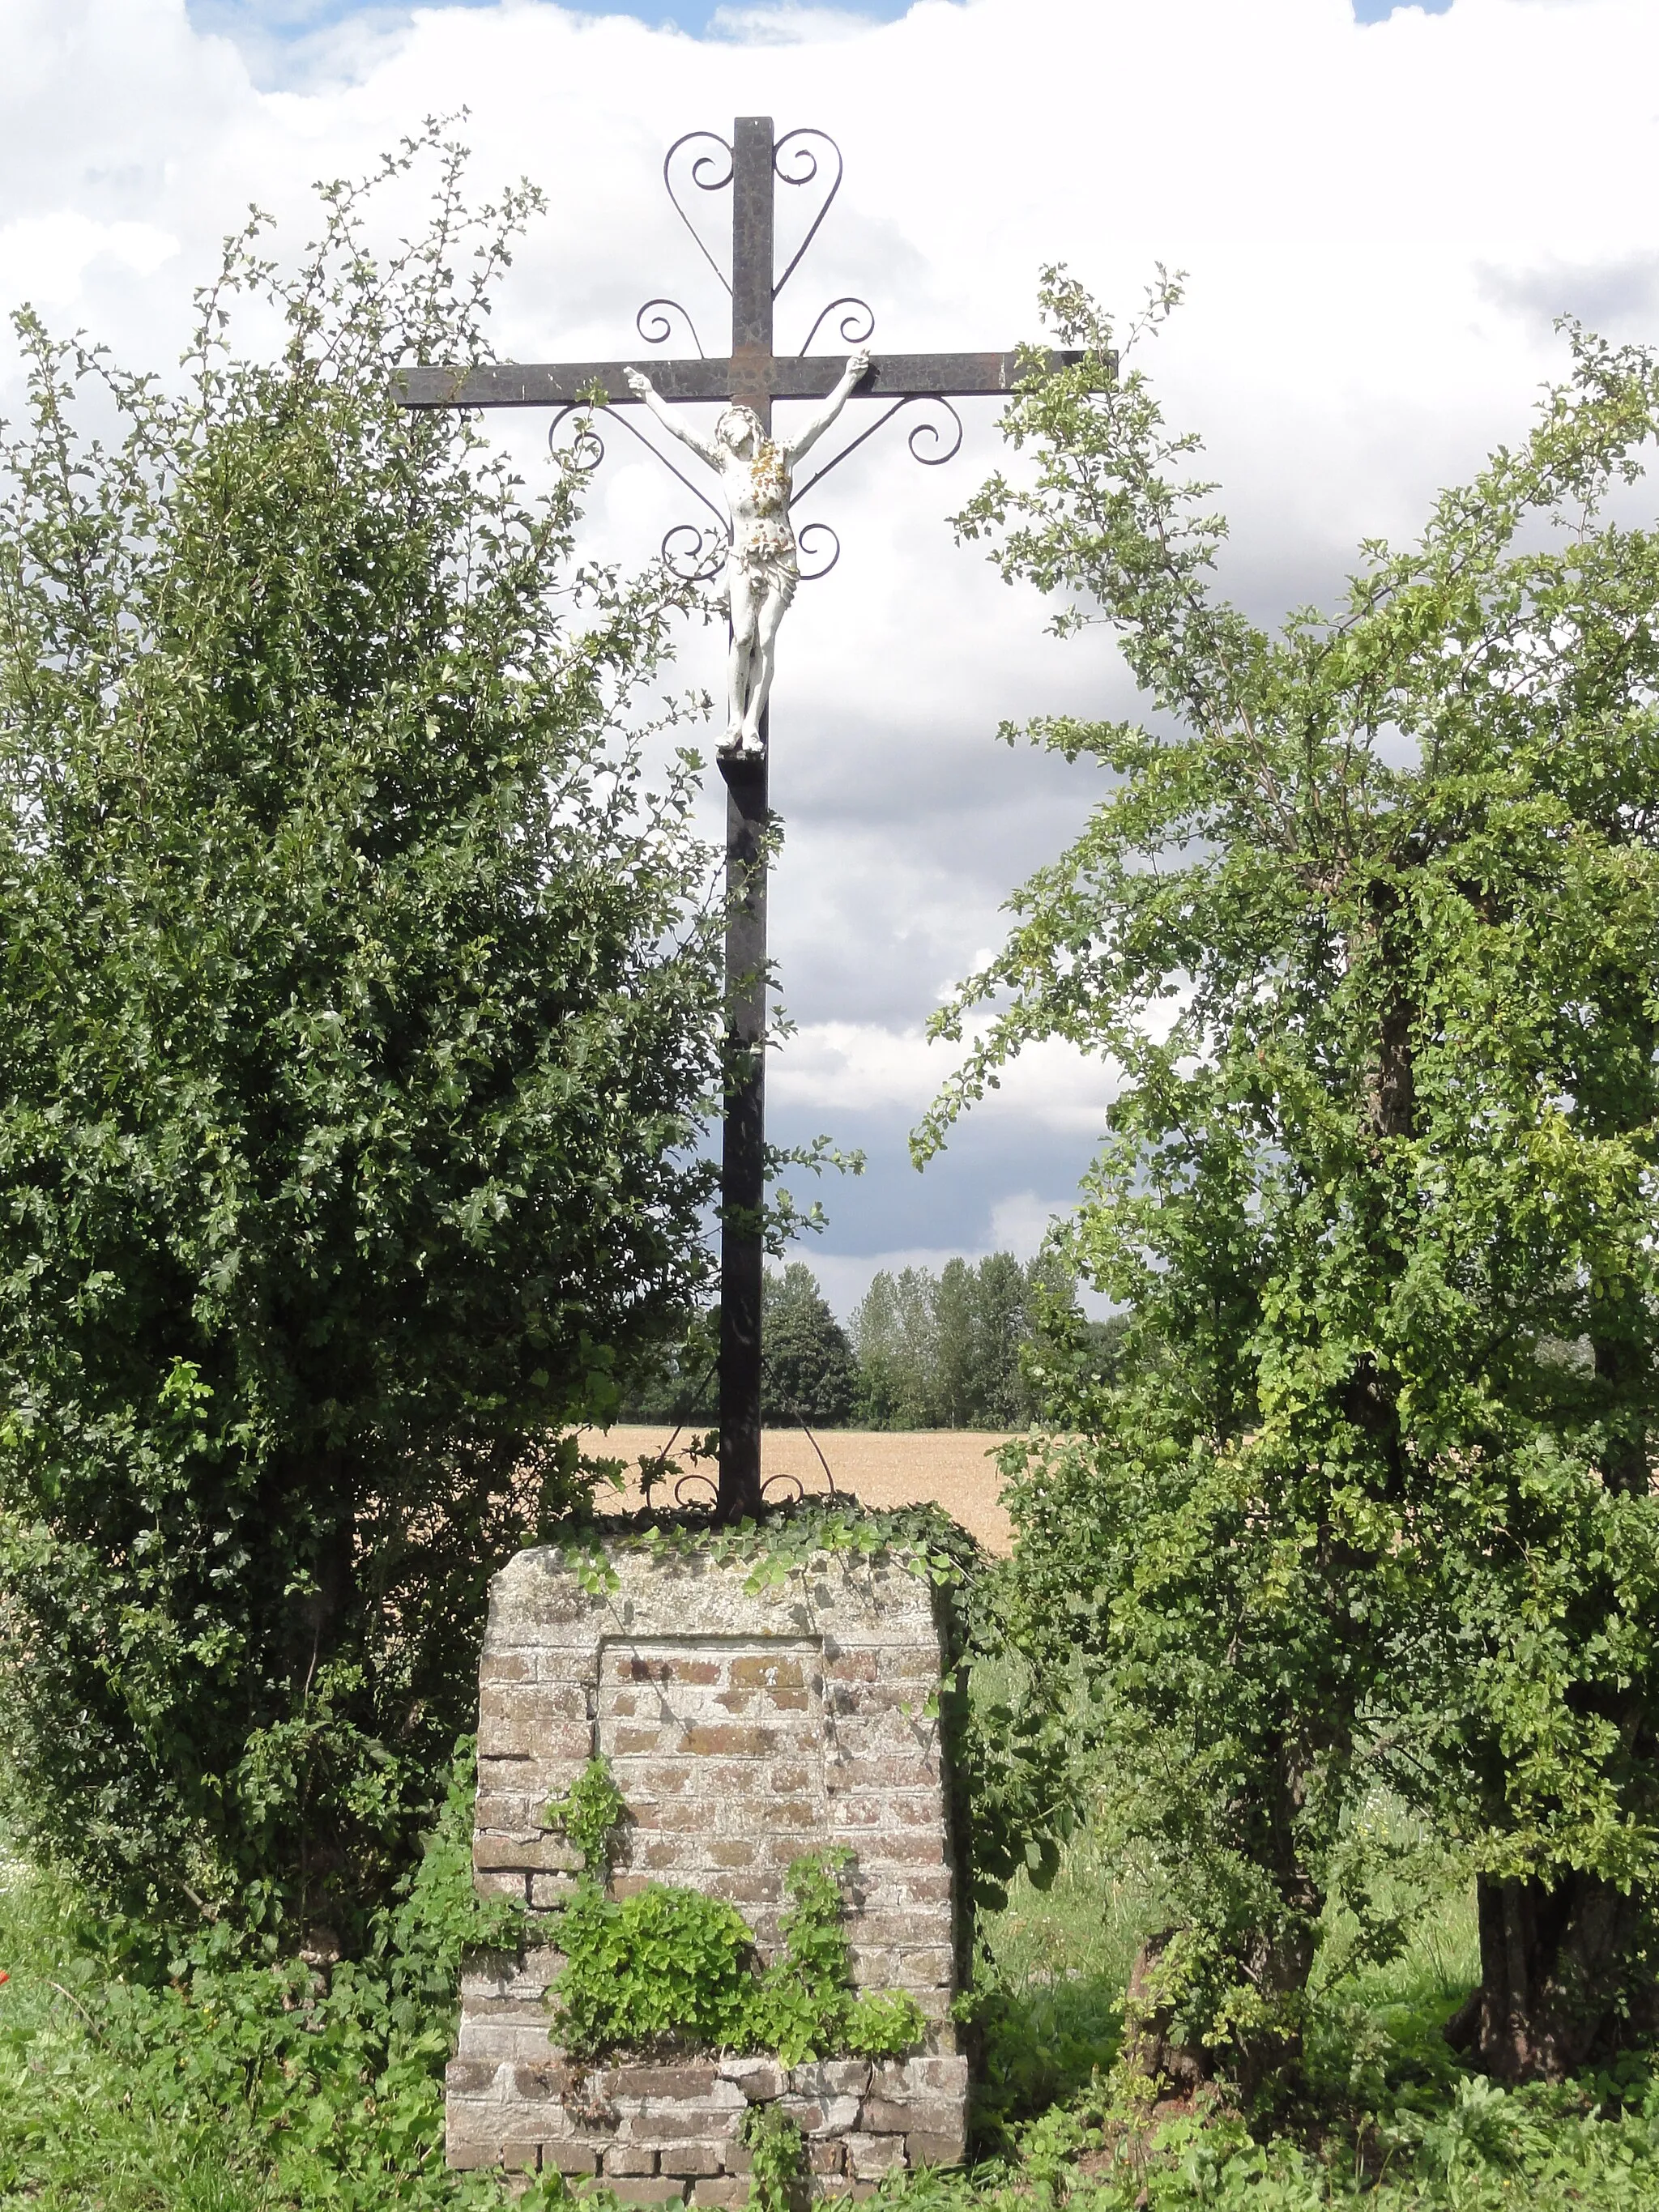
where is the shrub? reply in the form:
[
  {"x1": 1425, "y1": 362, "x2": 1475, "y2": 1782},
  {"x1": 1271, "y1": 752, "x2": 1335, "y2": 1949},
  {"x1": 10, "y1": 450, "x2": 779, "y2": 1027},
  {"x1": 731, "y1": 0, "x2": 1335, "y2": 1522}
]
[{"x1": 0, "y1": 133, "x2": 722, "y2": 1939}]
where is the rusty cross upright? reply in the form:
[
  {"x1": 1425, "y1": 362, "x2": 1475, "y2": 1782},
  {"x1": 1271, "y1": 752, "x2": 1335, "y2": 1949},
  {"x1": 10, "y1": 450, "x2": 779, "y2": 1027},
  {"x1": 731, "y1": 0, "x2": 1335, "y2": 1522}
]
[{"x1": 399, "y1": 116, "x2": 1077, "y2": 1522}]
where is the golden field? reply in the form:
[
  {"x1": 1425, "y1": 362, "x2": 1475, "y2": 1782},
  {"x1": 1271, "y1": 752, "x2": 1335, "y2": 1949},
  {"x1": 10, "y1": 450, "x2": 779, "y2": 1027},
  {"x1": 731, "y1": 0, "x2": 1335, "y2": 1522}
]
[{"x1": 574, "y1": 1425, "x2": 1016, "y2": 1554}]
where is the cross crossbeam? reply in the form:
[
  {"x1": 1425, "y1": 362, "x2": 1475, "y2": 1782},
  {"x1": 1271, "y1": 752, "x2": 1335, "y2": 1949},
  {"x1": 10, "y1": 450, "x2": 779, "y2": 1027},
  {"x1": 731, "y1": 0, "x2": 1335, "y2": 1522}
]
[
  {"x1": 396, "y1": 352, "x2": 1062, "y2": 411},
  {"x1": 397, "y1": 113, "x2": 1082, "y2": 1521}
]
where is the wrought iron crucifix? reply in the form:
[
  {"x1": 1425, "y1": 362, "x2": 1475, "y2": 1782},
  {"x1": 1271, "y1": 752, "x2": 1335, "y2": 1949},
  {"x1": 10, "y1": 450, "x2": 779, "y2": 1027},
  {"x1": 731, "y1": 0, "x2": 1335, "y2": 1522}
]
[{"x1": 399, "y1": 117, "x2": 1077, "y2": 1520}]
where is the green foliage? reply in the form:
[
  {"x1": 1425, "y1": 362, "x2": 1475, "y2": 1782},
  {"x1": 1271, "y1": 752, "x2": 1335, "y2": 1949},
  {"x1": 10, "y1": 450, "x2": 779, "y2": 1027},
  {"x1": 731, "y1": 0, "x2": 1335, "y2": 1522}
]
[
  {"x1": 920, "y1": 266, "x2": 1659, "y2": 2081},
  {"x1": 543, "y1": 1776, "x2": 924, "y2": 2064},
  {"x1": 0, "y1": 1740, "x2": 558, "y2": 2210},
  {"x1": 11, "y1": 1745, "x2": 1659, "y2": 2209},
  {"x1": 619, "y1": 1306, "x2": 719, "y2": 1424},
  {"x1": 0, "y1": 133, "x2": 723, "y2": 1937},
  {"x1": 552, "y1": 1879, "x2": 759, "y2": 2057},
  {"x1": 544, "y1": 1758, "x2": 628, "y2": 1877},
  {"x1": 736, "y1": 2103, "x2": 804, "y2": 2212},
  {"x1": 852, "y1": 1254, "x2": 1075, "y2": 1430},
  {"x1": 763, "y1": 1263, "x2": 859, "y2": 1429}
]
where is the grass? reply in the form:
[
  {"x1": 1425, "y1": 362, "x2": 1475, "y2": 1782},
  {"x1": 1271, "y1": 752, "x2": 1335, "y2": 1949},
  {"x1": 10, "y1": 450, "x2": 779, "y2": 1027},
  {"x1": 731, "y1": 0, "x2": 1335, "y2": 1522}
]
[
  {"x1": 0, "y1": 1852, "x2": 278, "y2": 2211},
  {"x1": 6, "y1": 1772, "x2": 1659, "y2": 2210}
]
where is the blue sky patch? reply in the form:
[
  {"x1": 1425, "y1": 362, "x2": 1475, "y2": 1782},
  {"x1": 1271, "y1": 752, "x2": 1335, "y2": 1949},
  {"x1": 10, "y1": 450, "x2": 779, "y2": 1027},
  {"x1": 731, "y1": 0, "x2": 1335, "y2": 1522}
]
[
  {"x1": 1353, "y1": 0, "x2": 1453, "y2": 19},
  {"x1": 188, "y1": 0, "x2": 920, "y2": 40}
]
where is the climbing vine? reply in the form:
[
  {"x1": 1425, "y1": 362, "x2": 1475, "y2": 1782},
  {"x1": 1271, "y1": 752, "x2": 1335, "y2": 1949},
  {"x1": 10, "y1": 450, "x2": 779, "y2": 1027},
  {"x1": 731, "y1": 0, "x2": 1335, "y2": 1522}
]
[
  {"x1": 543, "y1": 1758, "x2": 925, "y2": 2064},
  {"x1": 546, "y1": 1495, "x2": 1073, "y2": 1928}
]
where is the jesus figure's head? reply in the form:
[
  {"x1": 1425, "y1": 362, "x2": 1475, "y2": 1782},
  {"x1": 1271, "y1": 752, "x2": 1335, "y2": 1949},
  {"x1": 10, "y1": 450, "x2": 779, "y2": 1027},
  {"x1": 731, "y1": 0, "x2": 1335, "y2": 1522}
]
[{"x1": 715, "y1": 404, "x2": 763, "y2": 458}]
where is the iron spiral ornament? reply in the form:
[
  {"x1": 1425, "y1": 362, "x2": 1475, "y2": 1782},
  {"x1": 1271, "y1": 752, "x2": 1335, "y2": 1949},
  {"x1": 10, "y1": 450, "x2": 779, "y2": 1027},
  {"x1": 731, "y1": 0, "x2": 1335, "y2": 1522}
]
[
  {"x1": 770, "y1": 128, "x2": 844, "y2": 301},
  {"x1": 662, "y1": 130, "x2": 734, "y2": 296},
  {"x1": 798, "y1": 295, "x2": 875, "y2": 356},
  {"x1": 637, "y1": 297, "x2": 706, "y2": 358}
]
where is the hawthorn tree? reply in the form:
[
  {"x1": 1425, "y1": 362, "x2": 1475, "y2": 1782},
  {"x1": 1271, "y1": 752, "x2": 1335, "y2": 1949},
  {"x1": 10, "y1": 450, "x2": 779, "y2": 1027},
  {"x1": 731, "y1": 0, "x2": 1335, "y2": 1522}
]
[
  {"x1": 921, "y1": 271, "x2": 1659, "y2": 2086},
  {"x1": 0, "y1": 139, "x2": 723, "y2": 1938}
]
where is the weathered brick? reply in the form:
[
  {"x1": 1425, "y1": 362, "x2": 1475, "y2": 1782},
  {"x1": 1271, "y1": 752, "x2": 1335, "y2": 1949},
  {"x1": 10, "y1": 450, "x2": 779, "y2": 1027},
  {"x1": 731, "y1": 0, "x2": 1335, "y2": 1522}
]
[
  {"x1": 869, "y1": 2057, "x2": 968, "y2": 2101},
  {"x1": 454, "y1": 2020, "x2": 552, "y2": 2065},
  {"x1": 846, "y1": 2135, "x2": 907, "y2": 2181},
  {"x1": 629, "y1": 2112, "x2": 739, "y2": 2143},
  {"x1": 513, "y1": 2063, "x2": 575, "y2": 2103},
  {"x1": 690, "y1": 2179, "x2": 748, "y2": 2206},
  {"x1": 501, "y1": 2142, "x2": 542, "y2": 2172},
  {"x1": 680, "y1": 1724, "x2": 779, "y2": 1758},
  {"x1": 808, "y1": 2142, "x2": 846, "y2": 2176},
  {"x1": 658, "y1": 2143, "x2": 723, "y2": 2176},
  {"x1": 604, "y1": 2065, "x2": 721, "y2": 2099},
  {"x1": 476, "y1": 1834, "x2": 582, "y2": 1873},
  {"x1": 708, "y1": 1839, "x2": 757, "y2": 1868},
  {"x1": 906, "y1": 2129, "x2": 966, "y2": 2168},
  {"x1": 719, "y1": 2057, "x2": 784, "y2": 2102},
  {"x1": 790, "y1": 2063, "x2": 870, "y2": 2101},
  {"x1": 543, "y1": 2141, "x2": 604, "y2": 2176},
  {"x1": 472, "y1": 1867, "x2": 530, "y2": 1904},
  {"x1": 446, "y1": 2060, "x2": 501, "y2": 2096},
  {"x1": 612, "y1": 1725, "x2": 667, "y2": 1755},
  {"x1": 822, "y1": 1755, "x2": 940, "y2": 1789},
  {"x1": 601, "y1": 2180, "x2": 689, "y2": 2206},
  {"x1": 445, "y1": 2137, "x2": 500, "y2": 2172},
  {"x1": 780, "y1": 2095, "x2": 860, "y2": 2138},
  {"x1": 862, "y1": 2100, "x2": 960, "y2": 2138},
  {"x1": 605, "y1": 2146, "x2": 659, "y2": 2176},
  {"x1": 730, "y1": 1656, "x2": 805, "y2": 1690},
  {"x1": 616, "y1": 1656, "x2": 719, "y2": 1685}
]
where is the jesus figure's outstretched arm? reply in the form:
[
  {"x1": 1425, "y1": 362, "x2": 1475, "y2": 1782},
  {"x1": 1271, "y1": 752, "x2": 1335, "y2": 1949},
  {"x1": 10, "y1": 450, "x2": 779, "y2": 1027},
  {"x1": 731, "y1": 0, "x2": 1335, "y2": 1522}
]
[
  {"x1": 784, "y1": 349, "x2": 872, "y2": 464},
  {"x1": 623, "y1": 369, "x2": 722, "y2": 466}
]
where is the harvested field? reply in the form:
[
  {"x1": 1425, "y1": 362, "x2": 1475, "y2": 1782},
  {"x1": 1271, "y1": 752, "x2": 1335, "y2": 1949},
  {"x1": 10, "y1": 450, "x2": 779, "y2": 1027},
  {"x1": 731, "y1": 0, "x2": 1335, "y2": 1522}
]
[{"x1": 575, "y1": 1425, "x2": 1016, "y2": 1554}]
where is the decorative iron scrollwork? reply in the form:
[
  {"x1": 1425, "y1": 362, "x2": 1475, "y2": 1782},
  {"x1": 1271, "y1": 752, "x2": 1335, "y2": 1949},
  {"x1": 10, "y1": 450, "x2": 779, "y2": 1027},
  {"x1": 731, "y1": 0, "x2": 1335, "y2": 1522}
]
[
  {"x1": 547, "y1": 405, "x2": 606, "y2": 474},
  {"x1": 662, "y1": 522, "x2": 729, "y2": 584},
  {"x1": 672, "y1": 1467, "x2": 721, "y2": 1510},
  {"x1": 663, "y1": 130, "x2": 735, "y2": 297},
  {"x1": 790, "y1": 394, "x2": 964, "y2": 508},
  {"x1": 798, "y1": 296, "x2": 875, "y2": 357},
  {"x1": 795, "y1": 522, "x2": 840, "y2": 582},
  {"x1": 771, "y1": 128, "x2": 844, "y2": 302},
  {"x1": 637, "y1": 297, "x2": 706, "y2": 360},
  {"x1": 549, "y1": 403, "x2": 731, "y2": 585}
]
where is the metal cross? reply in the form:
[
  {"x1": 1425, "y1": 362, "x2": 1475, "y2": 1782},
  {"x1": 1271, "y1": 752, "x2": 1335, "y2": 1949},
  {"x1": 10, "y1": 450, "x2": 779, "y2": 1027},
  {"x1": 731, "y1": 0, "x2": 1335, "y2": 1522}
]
[{"x1": 399, "y1": 116, "x2": 1077, "y2": 1521}]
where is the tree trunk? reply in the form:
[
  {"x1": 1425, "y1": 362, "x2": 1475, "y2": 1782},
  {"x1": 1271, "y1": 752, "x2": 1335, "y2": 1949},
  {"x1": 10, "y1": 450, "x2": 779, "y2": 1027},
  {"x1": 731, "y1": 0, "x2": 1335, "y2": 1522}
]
[{"x1": 1445, "y1": 1872, "x2": 1659, "y2": 2080}]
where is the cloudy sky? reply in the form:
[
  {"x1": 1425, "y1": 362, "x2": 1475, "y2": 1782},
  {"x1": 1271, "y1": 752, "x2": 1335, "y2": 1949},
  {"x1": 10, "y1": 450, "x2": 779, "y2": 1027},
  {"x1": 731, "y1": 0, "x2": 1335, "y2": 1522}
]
[{"x1": 3, "y1": 0, "x2": 1656, "y2": 1315}]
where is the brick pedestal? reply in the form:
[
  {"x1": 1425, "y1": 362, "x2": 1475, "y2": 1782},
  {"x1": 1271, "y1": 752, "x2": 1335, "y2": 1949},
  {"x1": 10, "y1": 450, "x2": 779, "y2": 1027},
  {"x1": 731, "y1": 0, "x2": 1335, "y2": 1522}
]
[{"x1": 446, "y1": 1541, "x2": 969, "y2": 2193}]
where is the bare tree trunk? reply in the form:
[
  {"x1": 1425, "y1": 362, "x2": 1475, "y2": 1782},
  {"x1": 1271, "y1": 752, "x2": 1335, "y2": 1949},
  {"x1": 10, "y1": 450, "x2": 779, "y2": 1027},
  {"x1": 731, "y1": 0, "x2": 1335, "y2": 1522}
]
[{"x1": 1446, "y1": 1871, "x2": 1659, "y2": 2080}]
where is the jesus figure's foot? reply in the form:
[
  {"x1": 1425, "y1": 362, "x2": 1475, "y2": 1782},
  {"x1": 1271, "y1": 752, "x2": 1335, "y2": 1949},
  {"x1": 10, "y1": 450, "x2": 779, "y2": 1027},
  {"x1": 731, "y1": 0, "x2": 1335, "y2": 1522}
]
[{"x1": 717, "y1": 727, "x2": 745, "y2": 757}]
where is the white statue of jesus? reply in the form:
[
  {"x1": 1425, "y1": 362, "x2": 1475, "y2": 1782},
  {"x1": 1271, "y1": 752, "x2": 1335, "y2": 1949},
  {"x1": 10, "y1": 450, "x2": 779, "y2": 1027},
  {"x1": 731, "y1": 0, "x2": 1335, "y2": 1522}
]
[{"x1": 625, "y1": 349, "x2": 872, "y2": 757}]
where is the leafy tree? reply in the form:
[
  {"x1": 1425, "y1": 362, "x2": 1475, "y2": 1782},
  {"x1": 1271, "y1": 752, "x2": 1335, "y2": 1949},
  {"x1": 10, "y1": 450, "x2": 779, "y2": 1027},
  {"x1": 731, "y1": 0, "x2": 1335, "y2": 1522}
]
[
  {"x1": 921, "y1": 269, "x2": 1659, "y2": 2086},
  {"x1": 619, "y1": 1307, "x2": 719, "y2": 1424},
  {"x1": 762, "y1": 1264, "x2": 856, "y2": 1429},
  {"x1": 852, "y1": 1265, "x2": 942, "y2": 1428},
  {"x1": 852, "y1": 1254, "x2": 1069, "y2": 1429},
  {"x1": 0, "y1": 139, "x2": 723, "y2": 1938}
]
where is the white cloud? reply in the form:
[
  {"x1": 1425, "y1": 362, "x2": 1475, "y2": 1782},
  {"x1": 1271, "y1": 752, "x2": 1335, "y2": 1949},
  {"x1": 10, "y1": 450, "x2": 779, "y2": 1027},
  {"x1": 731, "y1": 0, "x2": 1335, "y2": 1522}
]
[
  {"x1": 0, "y1": 215, "x2": 179, "y2": 309},
  {"x1": 770, "y1": 1021, "x2": 1115, "y2": 1132},
  {"x1": 8, "y1": 0, "x2": 1659, "y2": 1259}
]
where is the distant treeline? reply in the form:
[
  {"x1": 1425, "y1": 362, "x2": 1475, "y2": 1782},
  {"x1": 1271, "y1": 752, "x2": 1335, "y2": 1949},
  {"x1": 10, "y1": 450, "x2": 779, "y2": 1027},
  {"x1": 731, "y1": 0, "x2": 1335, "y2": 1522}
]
[{"x1": 619, "y1": 1254, "x2": 1127, "y2": 1430}]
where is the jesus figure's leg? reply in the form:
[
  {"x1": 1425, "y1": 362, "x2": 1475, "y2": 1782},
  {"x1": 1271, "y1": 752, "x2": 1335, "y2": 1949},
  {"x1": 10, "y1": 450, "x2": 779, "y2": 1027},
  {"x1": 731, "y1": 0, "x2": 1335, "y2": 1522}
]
[
  {"x1": 724, "y1": 567, "x2": 758, "y2": 752},
  {"x1": 740, "y1": 586, "x2": 788, "y2": 753}
]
